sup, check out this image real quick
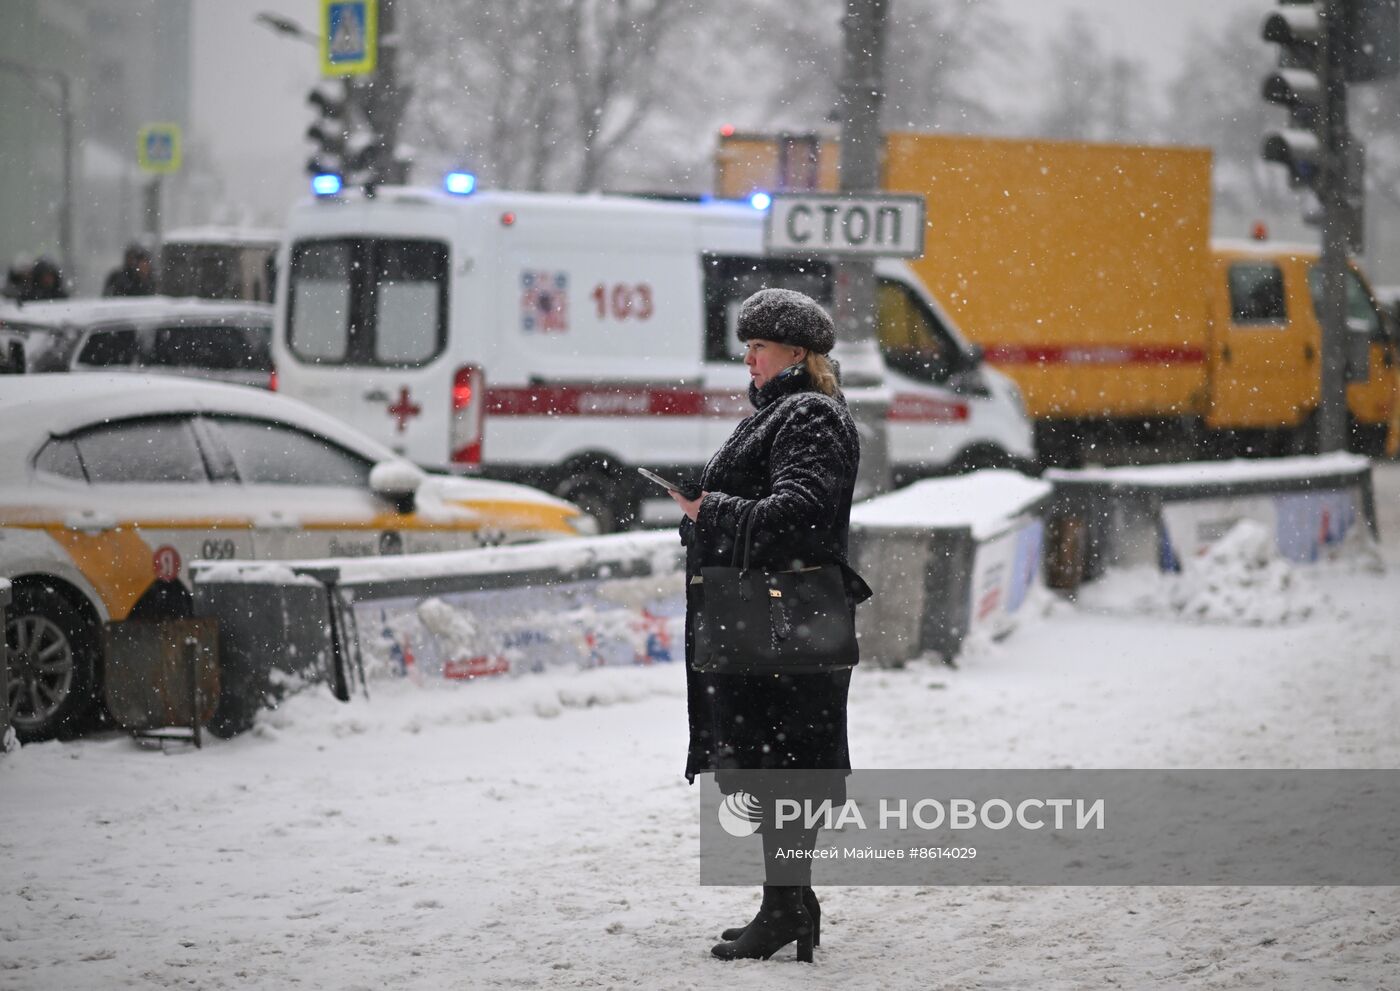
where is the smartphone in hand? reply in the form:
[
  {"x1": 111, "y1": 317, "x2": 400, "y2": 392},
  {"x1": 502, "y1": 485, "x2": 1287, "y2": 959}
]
[{"x1": 637, "y1": 467, "x2": 697, "y2": 500}]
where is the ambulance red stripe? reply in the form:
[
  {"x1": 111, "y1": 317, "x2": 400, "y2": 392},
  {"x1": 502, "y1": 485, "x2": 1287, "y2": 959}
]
[
  {"x1": 485, "y1": 385, "x2": 968, "y2": 422},
  {"x1": 485, "y1": 385, "x2": 746, "y2": 418},
  {"x1": 981, "y1": 344, "x2": 1208, "y2": 365}
]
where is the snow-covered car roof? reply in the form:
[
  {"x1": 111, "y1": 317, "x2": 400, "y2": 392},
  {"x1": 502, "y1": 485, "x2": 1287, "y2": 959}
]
[
  {"x1": 0, "y1": 296, "x2": 272, "y2": 330},
  {"x1": 0, "y1": 374, "x2": 583, "y2": 518},
  {"x1": 0, "y1": 373, "x2": 400, "y2": 467}
]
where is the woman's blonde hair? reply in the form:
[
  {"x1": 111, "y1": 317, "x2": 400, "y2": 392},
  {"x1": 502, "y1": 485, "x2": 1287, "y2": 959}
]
[{"x1": 803, "y1": 352, "x2": 839, "y2": 397}]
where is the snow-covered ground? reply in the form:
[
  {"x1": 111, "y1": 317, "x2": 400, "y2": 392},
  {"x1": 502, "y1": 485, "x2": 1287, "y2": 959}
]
[{"x1": 4, "y1": 465, "x2": 1400, "y2": 990}]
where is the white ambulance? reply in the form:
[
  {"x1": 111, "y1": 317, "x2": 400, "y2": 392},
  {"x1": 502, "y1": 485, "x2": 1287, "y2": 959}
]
[{"x1": 272, "y1": 183, "x2": 1034, "y2": 530}]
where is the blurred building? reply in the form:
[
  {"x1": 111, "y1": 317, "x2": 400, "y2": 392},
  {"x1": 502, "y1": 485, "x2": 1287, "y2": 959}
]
[{"x1": 0, "y1": 0, "x2": 191, "y2": 295}]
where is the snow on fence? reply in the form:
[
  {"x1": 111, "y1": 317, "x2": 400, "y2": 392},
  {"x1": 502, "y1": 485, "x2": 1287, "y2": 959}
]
[
  {"x1": 188, "y1": 470, "x2": 1056, "y2": 733},
  {"x1": 1044, "y1": 453, "x2": 1380, "y2": 589},
  {"x1": 192, "y1": 534, "x2": 686, "y2": 734}
]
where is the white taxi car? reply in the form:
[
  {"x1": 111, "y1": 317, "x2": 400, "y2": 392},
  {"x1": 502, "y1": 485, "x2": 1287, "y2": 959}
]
[{"x1": 0, "y1": 374, "x2": 592, "y2": 742}]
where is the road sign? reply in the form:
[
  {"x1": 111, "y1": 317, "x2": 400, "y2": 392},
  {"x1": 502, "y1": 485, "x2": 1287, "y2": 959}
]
[
  {"x1": 137, "y1": 123, "x2": 182, "y2": 174},
  {"x1": 764, "y1": 193, "x2": 925, "y2": 258},
  {"x1": 320, "y1": 0, "x2": 378, "y2": 77}
]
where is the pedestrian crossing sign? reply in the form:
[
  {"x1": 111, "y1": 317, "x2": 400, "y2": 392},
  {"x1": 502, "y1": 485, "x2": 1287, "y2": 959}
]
[
  {"x1": 137, "y1": 123, "x2": 182, "y2": 174},
  {"x1": 320, "y1": 0, "x2": 377, "y2": 77}
]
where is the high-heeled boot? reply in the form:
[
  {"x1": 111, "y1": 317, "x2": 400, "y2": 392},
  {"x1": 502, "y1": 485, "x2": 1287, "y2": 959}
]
[
  {"x1": 720, "y1": 886, "x2": 821, "y2": 946},
  {"x1": 711, "y1": 885, "x2": 813, "y2": 962}
]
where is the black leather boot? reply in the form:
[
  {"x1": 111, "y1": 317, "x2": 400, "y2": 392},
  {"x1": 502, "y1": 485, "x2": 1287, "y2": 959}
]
[
  {"x1": 720, "y1": 886, "x2": 820, "y2": 946},
  {"x1": 711, "y1": 885, "x2": 813, "y2": 962}
]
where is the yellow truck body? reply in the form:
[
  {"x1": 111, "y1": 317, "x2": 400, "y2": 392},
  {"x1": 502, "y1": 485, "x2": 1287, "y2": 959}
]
[{"x1": 715, "y1": 131, "x2": 1395, "y2": 456}]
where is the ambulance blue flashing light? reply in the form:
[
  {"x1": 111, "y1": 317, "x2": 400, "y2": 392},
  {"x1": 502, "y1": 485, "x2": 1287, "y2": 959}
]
[
  {"x1": 749, "y1": 192, "x2": 772, "y2": 211},
  {"x1": 312, "y1": 173, "x2": 343, "y2": 197},
  {"x1": 445, "y1": 171, "x2": 477, "y2": 196}
]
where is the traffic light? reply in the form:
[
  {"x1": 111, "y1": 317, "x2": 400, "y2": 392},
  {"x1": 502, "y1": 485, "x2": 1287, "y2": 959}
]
[
  {"x1": 1260, "y1": 2, "x2": 1328, "y2": 192},
  {"x1": 306, "y1": 79, "x2": 353, "y2": 180},
  {"x1": 306, "y1": 78, "x2": 389, "y2": 192},
  {"x1": 1259, "y1": 0, "x2": 1396, "y2": 452}
]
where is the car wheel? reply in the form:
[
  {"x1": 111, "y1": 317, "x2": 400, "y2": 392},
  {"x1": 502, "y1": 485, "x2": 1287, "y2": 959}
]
[
  {"x1": 5, "y1": 582, "x2": 100, "y2": 743},
  {"x1": 554, "y1": 469, "x2": 634, "y2": 533}
]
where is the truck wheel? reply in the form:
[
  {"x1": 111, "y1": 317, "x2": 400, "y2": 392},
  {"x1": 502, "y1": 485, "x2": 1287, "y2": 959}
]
[
  {"x1": 1348, "y1": 418, "x2": 1387, "y2": 457},
  {"x1": 554, "y1": 469, "x2": 635, "y2": 533},
  {"x1": 1289, "y1": 414, "x2": 1319, "y2": 456},
  {"x1": 5, "y1": 582, "x2": 100, "y2": 743}
]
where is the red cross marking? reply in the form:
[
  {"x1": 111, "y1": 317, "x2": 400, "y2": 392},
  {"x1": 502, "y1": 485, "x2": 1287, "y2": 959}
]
[{"x1": 387, "y1": 387, "x2": 422, "y2": 433}]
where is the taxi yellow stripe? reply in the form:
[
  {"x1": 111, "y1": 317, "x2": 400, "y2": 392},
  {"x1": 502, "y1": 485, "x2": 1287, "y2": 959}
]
[
  {"x1": 18, "y1": 501, "x2": 577, "y2": 624},
  {"x1": 44, "y1": 526, "x2": 158, "y2": 622},
  {"x1": 296, "y1": 502, "x2": 578, "y2": 534}
]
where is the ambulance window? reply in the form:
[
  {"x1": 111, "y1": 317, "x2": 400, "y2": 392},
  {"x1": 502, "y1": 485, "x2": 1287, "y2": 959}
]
[
  {"x1": 209, "y1": 417, "x2": 373, "y2": 487},
  {"x1": 1228, "y1": 263, "x2": 1286, "y2": 324},
  {"x1": 288, "y1": 240, "x2": 354, "y2": 362},
  {"x1": 71, "y1": 417, "x2": 209, "y2": 484},
  {"x1": 1307, "y1": 267, "x2": 1383, "y2": 337},
  {"x1": 76, "y1": 327, "x2": 138, "y2": 367},
  {"x1": 703, "y1": 255, "x2": 831, "y2": 362},
  {"x1": 877, "y1": 280, "x2": 953, "y2": 383},
  {"x1": 371, "y1": 240, "x2": 448, "y2": 365}
]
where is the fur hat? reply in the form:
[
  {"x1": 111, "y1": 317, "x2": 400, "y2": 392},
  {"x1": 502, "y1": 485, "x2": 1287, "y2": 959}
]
[{"x1": 736, "y1": 288, "x2": 836, "y2": 355}]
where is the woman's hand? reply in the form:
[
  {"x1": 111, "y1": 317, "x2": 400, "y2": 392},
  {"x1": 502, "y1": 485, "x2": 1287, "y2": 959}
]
[{"x1": 670, "y1": 489, "x2": 707, "y2": 522}]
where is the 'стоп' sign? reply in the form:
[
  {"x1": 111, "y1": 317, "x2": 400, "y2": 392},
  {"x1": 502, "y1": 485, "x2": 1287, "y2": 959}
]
[{"x1": 764, "y1": 193, "x2": 925, "y2": 258}]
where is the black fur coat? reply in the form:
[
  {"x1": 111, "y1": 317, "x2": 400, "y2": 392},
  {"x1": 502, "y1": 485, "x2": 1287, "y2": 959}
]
[{"x1": 681, "y1": 364, "x2": 860, "y2": 782}]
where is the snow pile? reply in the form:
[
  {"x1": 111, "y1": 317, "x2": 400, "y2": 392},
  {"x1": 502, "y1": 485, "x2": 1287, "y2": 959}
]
[
  {"x1": 1080, "y1": 520, "x2": 1323, "y2": 626},
  {"x1": 1172, "y1": 520, "x2": 1317, "y2": 624}
]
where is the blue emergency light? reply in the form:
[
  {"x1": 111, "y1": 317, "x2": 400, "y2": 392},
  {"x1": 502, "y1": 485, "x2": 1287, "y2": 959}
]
[
  {"x1": 444, "y1": 171, "x2": 477, "y2": 196},
  {"x1": 749, "y1": 192, "x2": 772, "y2": 211},
  {"x1": 312, "y1": 173, "x2": 343, "y2": 196}
]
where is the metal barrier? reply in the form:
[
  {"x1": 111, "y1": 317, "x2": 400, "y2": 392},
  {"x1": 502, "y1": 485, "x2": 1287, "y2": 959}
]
[
  {"x1": 1045, "y1": 453, "x2": 1379, "y2": 589},
  {"x1": 850, "y1": 471, "x2": 1052, "y2": 665},
  {"x1": 191, "y1": 534, "x2": 686, "y2": 730},
  {"x1": 190, "y1": 565, "x2": 344, "y2": 737},
  {"x1": 189, "y1": 475, "x2": 1059, "y2": 731}
]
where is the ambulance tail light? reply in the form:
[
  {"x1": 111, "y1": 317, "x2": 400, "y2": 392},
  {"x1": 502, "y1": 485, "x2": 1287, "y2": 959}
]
[
  {"x1": 268, "y1": 368, "x2": 278, "y2": 391},
  {"x1": 451, "y1": 364, "x2": 484, "y2": 467}
]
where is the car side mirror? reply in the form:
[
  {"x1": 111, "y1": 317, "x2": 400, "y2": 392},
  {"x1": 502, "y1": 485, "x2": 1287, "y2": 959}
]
[
  {"x1": 369, "y1": 460, "x2": 424, "y2": 514},
  {"x1": 962, "y1": 343, "x2": 984, "y2": 368}
]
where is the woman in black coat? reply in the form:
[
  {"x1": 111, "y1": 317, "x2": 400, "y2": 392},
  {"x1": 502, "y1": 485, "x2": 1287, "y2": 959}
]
[{"x1": 671, "y1": 288, "x2": 861, "y2": 963}]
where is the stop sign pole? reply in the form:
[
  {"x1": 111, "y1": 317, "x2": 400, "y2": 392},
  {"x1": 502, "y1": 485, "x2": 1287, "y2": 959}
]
[{"x1": 834, "y1": 0, "x2": 891, "y2": 499}]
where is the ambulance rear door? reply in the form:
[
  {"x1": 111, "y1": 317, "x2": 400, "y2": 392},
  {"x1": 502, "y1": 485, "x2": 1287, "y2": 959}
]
[{"x1": 278, "y1": 193, "x2": 463, "y2": 470}]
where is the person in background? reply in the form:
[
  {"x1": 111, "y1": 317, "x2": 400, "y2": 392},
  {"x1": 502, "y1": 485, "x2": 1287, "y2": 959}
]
[
  {"x1": 22, "y1": 257, "x2": 68, "y2": 301},
  {"x1": 2, "y1": 256, "x2": 31, "y2": 300},
  {"x1": 103, "y1": 243, "x2": 157, "y2": 297}
]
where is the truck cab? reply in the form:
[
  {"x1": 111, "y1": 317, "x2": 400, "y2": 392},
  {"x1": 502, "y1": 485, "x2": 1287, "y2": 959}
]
[{"x1": 1208, "y1": 240, "x2": 1395, "y2": 455}]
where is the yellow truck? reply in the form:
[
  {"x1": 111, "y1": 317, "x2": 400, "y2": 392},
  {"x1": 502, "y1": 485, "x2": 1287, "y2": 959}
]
[{"x1": 715, "y1": 131, "x2": 1396, "y2": 463}]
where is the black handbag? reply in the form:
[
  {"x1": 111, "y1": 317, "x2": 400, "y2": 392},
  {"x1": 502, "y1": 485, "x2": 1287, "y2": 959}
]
[{"x1": 692, "y1": 506, "x2": 873, "y2": 675}]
